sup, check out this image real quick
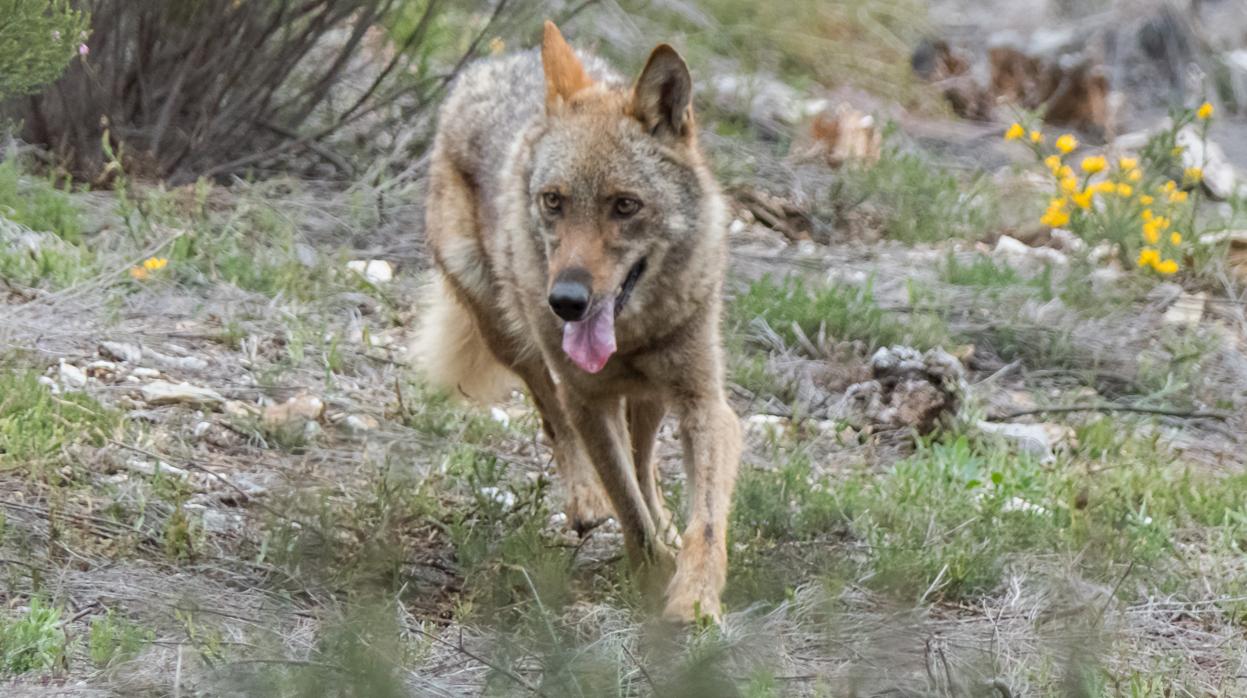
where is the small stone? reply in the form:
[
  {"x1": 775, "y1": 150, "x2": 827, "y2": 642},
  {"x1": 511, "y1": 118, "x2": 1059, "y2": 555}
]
[
  {"x1": 489, "y1": 407, "x2": 511, "y2": 428},
  {"x1": 262, "y1": 394, "x2": 325, "y2": 428},
  {"x1": 58, "y1": 360, "x2": 87, "y2": 389},
  {"x1": 976, "y1": 420, "x2": 1074, "y2": 463},
  {"x1": 131, "y1": 367, "x2": 161, "y2": 379},
  {"x1": 140, "y1": 380, "x2": 225, "y2": 406},
  {"x1": 99, "y1": 341, "x2": 143, "y2": 363},
  {"x1": 342, "y1": 414, "x2": 379, "y2": 433},
  {"x1": 478, "y1": 486, "x2": 516, "y2": 509},
  {"x1": 37, "y1": 376, "x2": 59, "y2": 394},
  {"x1": 346, "y1": 259, "x2": 394, "y2": 284},
  {"x1": 125, "y1": 458, "x2": 189, "y2": 479},
  {"x1": 1163, "y1": 292, "x2": 1206, "y2": 326},
  {"x1": 193, "y1": 421, "x2": 212, "y2": 438},
  {"x1": 144, "y1": 349, "x2": 208, "y2": 372},
  {"x1": 223, "y1": 400, "x2": 255, "y2": 418}
]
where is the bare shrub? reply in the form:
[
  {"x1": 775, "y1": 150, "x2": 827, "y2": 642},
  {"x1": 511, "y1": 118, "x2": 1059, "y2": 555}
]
[{"x1": 6, "y1": 0, "x2": 518, "y2": 183}]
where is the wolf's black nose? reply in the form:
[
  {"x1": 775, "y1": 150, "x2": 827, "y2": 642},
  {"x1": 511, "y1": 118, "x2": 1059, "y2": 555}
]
[{"x1": 549, "y1": 269, "x2": 592, "y2": 322}]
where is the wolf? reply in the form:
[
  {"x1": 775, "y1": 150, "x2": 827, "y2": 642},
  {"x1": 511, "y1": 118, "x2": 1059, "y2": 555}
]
[{"x1": 415, "y1": 21, "x2": 740, "y2": 622}]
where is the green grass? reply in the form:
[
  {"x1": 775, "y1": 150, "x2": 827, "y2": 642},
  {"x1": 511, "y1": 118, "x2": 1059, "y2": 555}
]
[
  {"x1": 0, "y1": 598, "x2": 66, "y2": 675},
  {"x1": 0, "y1": 158, "x2": 83, "y2": 243},
  {"x1": 726, "y1": 425, "x2": 1247, "y2": 607},
  {"x1": 832, "y1": 143, "x2": 1002, "y2": 243},
  {"x1": 730, "y1": 275, "x2": 949, "y2": 353},
  {"x1": 88, "y1": 610, "x2": 153, "y2": 668},
  {"x1": 941, "y1": 252, "x2": 1021, "y2": 287},
  {"x1": 0, "y1": 370, "x2": 120, "y2": 472}
]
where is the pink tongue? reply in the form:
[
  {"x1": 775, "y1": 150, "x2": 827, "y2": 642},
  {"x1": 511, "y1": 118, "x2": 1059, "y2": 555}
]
[{"x1": 562, "y1": 298, "x2": 616, "y2": 373}]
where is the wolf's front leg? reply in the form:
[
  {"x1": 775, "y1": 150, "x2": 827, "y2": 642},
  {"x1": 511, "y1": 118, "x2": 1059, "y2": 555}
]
[
  {"x1": 664, "y1": 395, "x2": 741, "y2": 623},
  {"x1": 565, "y1": 392, "x2": 676, "y2": 594}
]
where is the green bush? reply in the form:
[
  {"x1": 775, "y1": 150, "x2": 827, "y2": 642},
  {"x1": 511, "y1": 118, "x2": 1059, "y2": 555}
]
[{"x1": 0, "y1": 1, "x2": 89, "y2": 99}]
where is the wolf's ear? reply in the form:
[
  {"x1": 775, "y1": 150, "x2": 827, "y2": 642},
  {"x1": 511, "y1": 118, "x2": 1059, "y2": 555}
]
[
  {"x1": 631, "y1": 44, "x2": 692, "y2": 141},
  {"x1": 542, "y1": 21, "x2": 593, "y2": 112}
]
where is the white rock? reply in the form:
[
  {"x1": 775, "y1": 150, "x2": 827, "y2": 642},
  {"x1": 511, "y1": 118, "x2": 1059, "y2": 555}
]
[
  {"x1": 144, "y1": 349, "x2": 208, "y2": 372},
  {"x1": 342, "y1": 414, "x2": 380, "y2": 433},
  {"x1": 1048, "y1": 228, "x2": 1086, "y2": 253},
  {"x1": 223, "y1": 400, "x2": 255, "y2": 418},
  {"x1": 1177, "y1": 126, "x2": 1236, "y2": 200},
  {"x1": 1162, "y1": 292, "x2": 1206, "y2": 326},
  {"x1": 37, "y1": 375, "x2": 59, "y2": 394},
  {"x1": 478, "y1": 486, "x2": 516, "y2": 509},
  {"x1": 489, "y1": 407, "x2": 511, "y2": 428},
  {"x1": 976, "y1": 420, "x2": 1073, "y2": 463},
  {"x1": 993, "y1": 235, "x2": 1068, "y2": 269},
  {"x1": 131, "y1": 367, "x2": 161, "y2": 379},
  {"x1": 99, "y1": 341, "x2": 143, "y2": 363},
  {"x1": 262, "y1": 394, "x2": 324, "y2": 427},
  {"x1": 125, "y1": 458, "x2": 189, "y2": 479},
  {"x1": 58, "y1": 360, "x2": 87, "y2": 389},
  {"x1": 346, "y1": 259, "x2": 393, "y2": 284},
  {"x1": 140, "y1": 380, "x2": 225, "y2": 406},
  {"x1": 193, "y1": 421, "x2": 212, "y2": 438},
  {"x1": 1000, "y1": 496, "x2": 1051, "y2": 516}
]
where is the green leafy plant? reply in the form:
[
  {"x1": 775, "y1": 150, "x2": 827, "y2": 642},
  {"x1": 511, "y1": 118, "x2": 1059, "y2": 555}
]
[
  {"x1": 0, "y1": 0, "x2": 89, "y2": 99},
  {"x1": 0, "y1": 598, "x2": 66, "y2": 675}
]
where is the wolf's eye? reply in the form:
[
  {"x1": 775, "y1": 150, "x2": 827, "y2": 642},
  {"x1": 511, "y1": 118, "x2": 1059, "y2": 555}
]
[
  {"x1": 540, "y1": 192, "x2": 563, "y2": 213},
  {"x1": 612, "y1": 197, "x2": 642, "y2": 218}
]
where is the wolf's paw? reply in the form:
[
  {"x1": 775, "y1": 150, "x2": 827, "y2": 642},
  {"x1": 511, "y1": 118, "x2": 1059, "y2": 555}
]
[
  {"x1": 563, "y1": 479, "x2": 614, "y2": 536},
  {"x1": 661, "y1": 538, "x2": 725, "y2": 624}
]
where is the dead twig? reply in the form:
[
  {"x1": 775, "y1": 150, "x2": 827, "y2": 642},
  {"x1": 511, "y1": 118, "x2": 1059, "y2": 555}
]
[{"x1": 994, "y1": 404, "x2": 1231, "y2": 421}]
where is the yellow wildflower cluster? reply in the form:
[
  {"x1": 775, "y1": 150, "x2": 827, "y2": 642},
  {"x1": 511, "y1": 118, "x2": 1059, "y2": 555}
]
[
  {"x1": 130, "y1": 256, "x2": 168, "y2": 281},
  {"x1": 1005, "y1": 112, "x2": 1213, "y2": 277}
]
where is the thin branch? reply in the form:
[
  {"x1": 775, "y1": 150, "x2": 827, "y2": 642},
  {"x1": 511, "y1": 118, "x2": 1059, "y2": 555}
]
[{"x1": 993, "y1": 404, "x2": 1232, "y2": 421}]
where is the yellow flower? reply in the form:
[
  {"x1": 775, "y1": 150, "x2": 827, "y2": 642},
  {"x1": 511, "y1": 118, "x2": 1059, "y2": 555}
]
[
  {"x1": 1139, "y1": 194, "x2": 1154, "y2": 205},
  {"x1": 142, "y1": 257, "x2": 168, "y2": 271},
  {"x1": 1055, "y1": 134, "x2": 1078, "y2": 154},
  {"x1": 1162, "y1": 180, "x2": 1177, "y2": 193},
  {"x1": 1044, "y1": 155, "x2": 1062, "y2": 174},
  {"x1": 1169, "y1": 190, "x2": 1189, "y2": 203},
  {"x1": 1040, "y1": 198, "x2": 1070, "y2": 227},
  {"x1": 1005, "y1": 123, "x2": 1025, "y2": 141},
  {"x1": 1171, "y1": 146, "x2": 1184, "y2": 157},
  {"x1": 1060, "y1": 176, "x2": 1080, "y2": 195},
  {"x1": 488, "y1": 37, "x2": 506, "y2": 55},
  {"x1": 1170, "y1": 232, "x2": 1182, "y2": 246},
  {"x1": 129, "y1": 267, "x2": 148, "y2": 281},
  {"x1": 1041, "y1": 209, "x2": 1070, "y2": 227},
  {"x1": 1127, "y1": 169, "x2": 1142, "y2": 182},
  {"x1": 1072, "y1": 190, "x2": 1094, "y2": 209},
  {"x1": 1030, "y1": 130, "x2": 1042, "y2": 143},
  {"x1": 1155, "y1": 258, "x2": 1179, "y2": 275},
  {"x1": 1118, "y1": 157, "x2": 1138, "y2": 171},
  {"x1": 1141, "y1": 208, "x2": 1154, "y2": 222},
  {"x1": 1080, "y1": 155, "x2": 1107, "y2": 174},
  {"x1": 1093, "y1": 181, "x2": 1117, "y2": 195},
  {"x1": 1185, "y1": 166, "x2": 1202, "y2": 182},
  {"x1": 1197, "y1": 101, "x2": 1214, "y2": 120},
  {"x1": 1136, "y1": 247, "x2": 1160, "y2": 269},
  {"x1": 1142, "y1": 221, "x2": 1161, "y2": 244},
  {"x1": 1116, "y1": 183, "x2": 1133, "y2": 197},
  {"x1": 1058, "y1": 165, "x2": 1074, "y2": 179}
]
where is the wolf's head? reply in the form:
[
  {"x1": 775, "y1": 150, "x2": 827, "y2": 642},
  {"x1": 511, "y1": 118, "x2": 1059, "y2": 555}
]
[{"x1": 531, "y1": 21, "x2": 709, "y2": 374}]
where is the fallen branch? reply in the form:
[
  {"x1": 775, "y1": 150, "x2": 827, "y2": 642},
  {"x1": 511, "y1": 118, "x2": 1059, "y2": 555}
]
[{"x1": 994, "y1": 404, "x2": 1231, "y2": 421}]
